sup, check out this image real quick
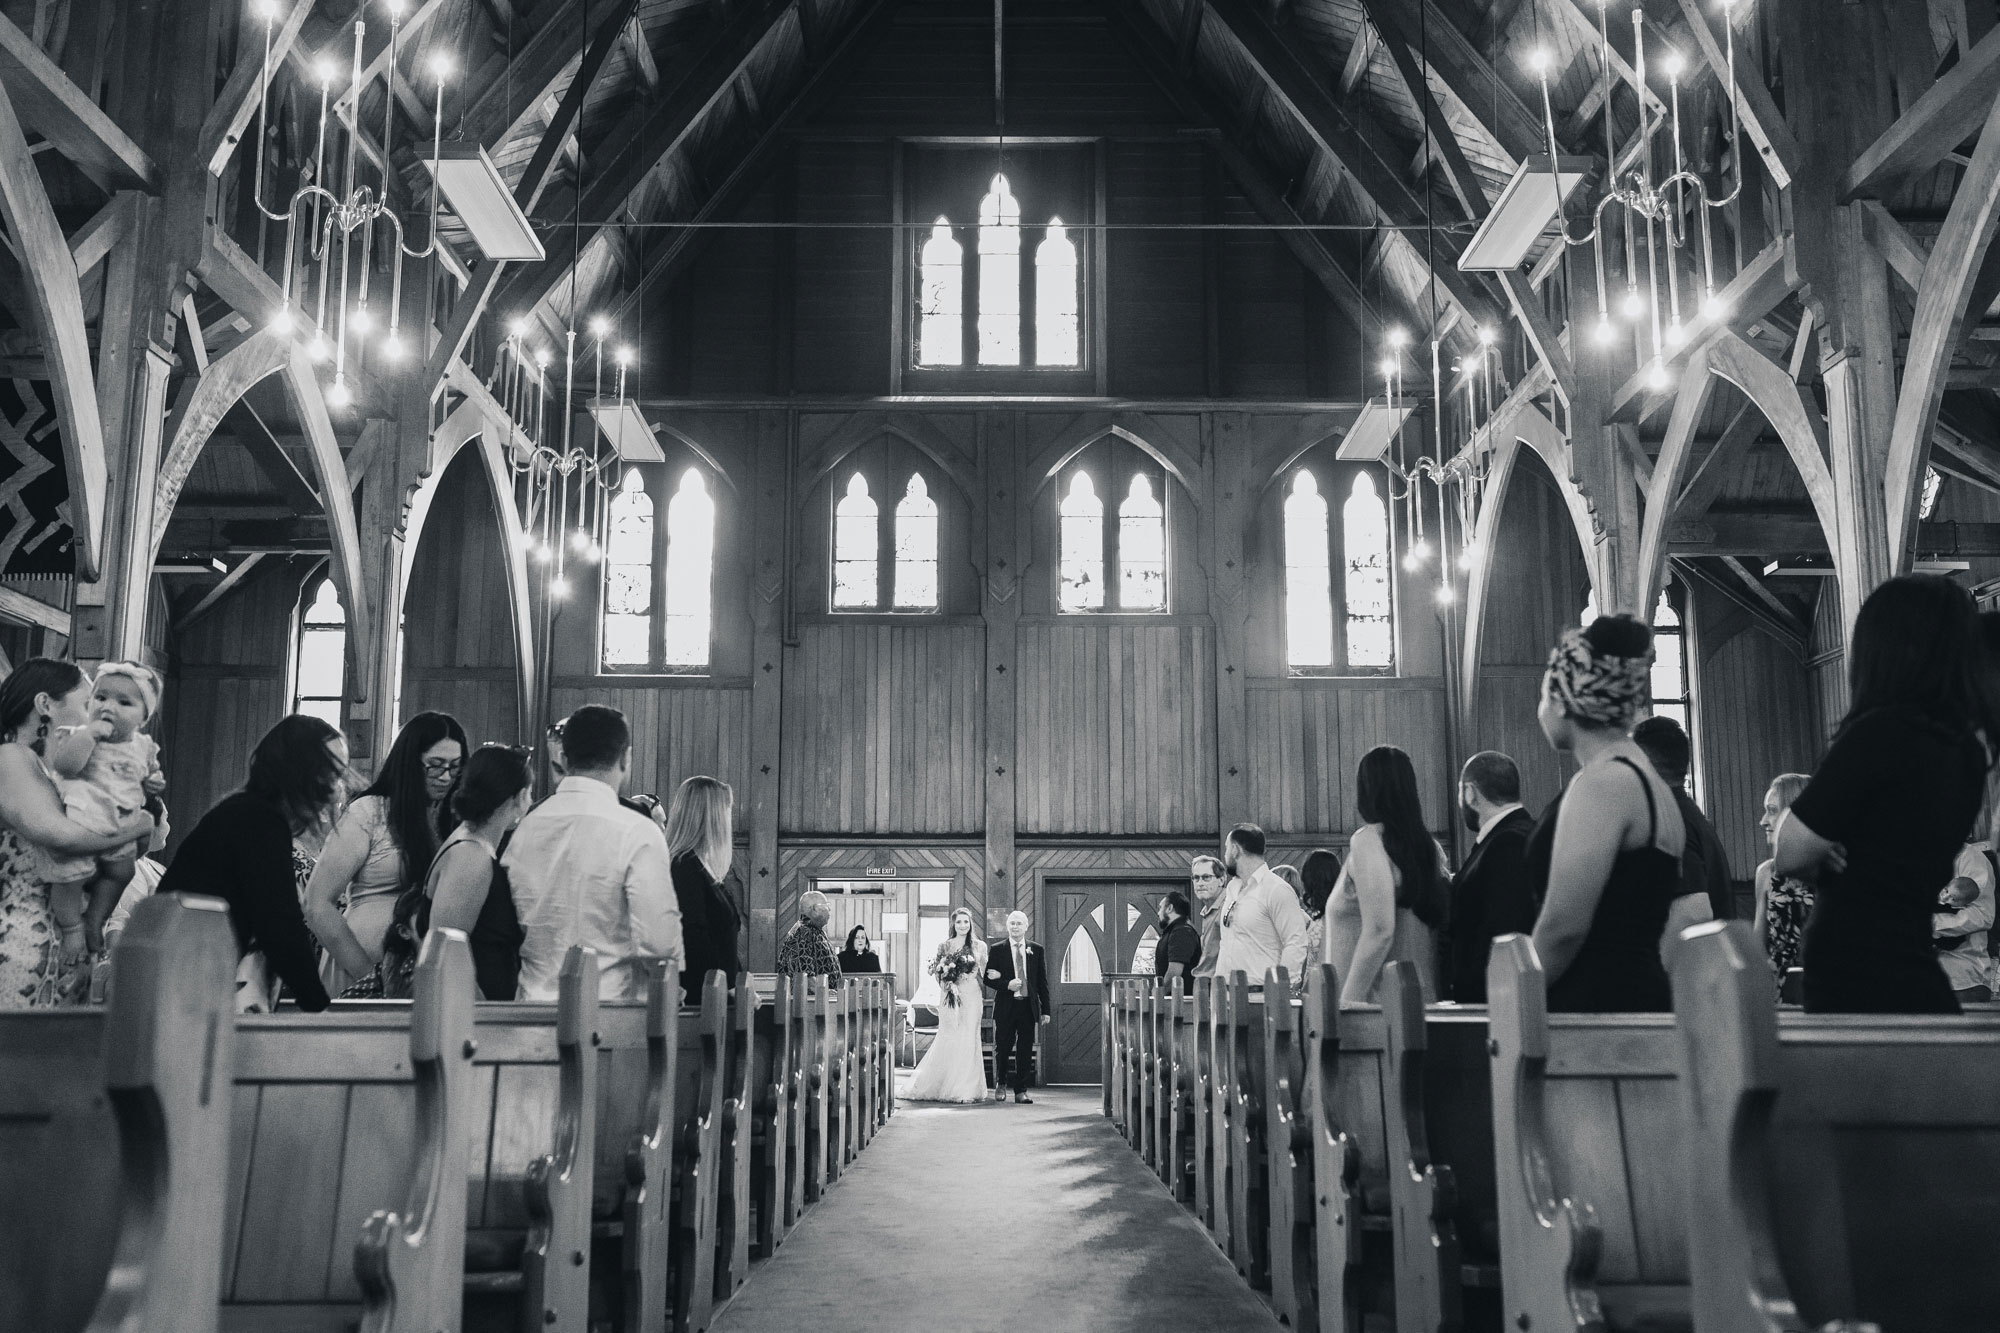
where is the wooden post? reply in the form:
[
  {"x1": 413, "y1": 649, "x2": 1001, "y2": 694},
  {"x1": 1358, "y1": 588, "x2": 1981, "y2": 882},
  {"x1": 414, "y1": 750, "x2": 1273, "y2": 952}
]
[
  {"x1": 1564, "y1": 257, "x2": 1645, "y2": 613},
  {"x1": 1210, "y1": 413, "x2": 1251, "y2": 831},
  {"x1": 746, "y1": 410, "x2": 789, "y2": 969},
  {"x1": 982, "y1": 413, "x2": 1021, "y2": 930}
]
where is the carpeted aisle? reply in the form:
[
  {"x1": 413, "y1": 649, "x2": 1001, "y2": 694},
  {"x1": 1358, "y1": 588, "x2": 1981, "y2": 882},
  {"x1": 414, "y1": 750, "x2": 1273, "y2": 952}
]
[{"x1": 714, "y1": 1084, "x2": 1283, "y2": 1333}]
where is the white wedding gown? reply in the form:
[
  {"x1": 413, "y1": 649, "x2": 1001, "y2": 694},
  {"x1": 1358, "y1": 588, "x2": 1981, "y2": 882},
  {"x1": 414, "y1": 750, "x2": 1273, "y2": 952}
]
[{"x1": 903, "y1": 945, "x2": 989, "y2": 1103}]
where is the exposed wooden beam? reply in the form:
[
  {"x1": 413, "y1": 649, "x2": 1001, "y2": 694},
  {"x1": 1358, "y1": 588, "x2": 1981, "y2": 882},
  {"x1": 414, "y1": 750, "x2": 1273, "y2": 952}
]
[
  {"x1": 67, "y1": 191, "x2": 133, "y2": 279},
  {"x1": 1673, "y1": 399, "x2": 1763, "y2": 517},
  {"x1": 1670, "y1": 555, "x2": 1806, "y2": 655},
  {"x1": 1607, "y1": 235, "x2": 1793, "y2": 421},
  {"x1": 1674, "y1": 0, "x2": 1800, "y2": 188},
  {"x1": 1378, "y1": 0, "x2": 1544, "y2": 164},
  {"x1": 0, "y1": 74, "x2": 107, "y2": 579},
  {"x1": 624, "y1": 16, "x2": 661, "y2": 94},
  {"x1": 1677, "y1": 513, "x2": 2000, "y2": 556},
  {"x1": 1550, "y1": 0, "x2": 1667, "y2": 118},
  {"x1": 197, "y1": 0, "x2": 314, "y2": 176},
  {"x1": 1861, "y1": 199, "x2": 1929, "y2": 290},
  {"x1": 1339, "y1": 22, "x2": 1375, "y2": 102},
  {"x1": 1844, "y1": 22, "x2": 2000, "y2": 200},
  {"x1": 1885, "y1": 91, "x2": 2000, "y2": 560},
  {"x1": 1210, "y1": 135, "x2": 1368, "y2": 326},
  {"x1": 0, "y1": 11, "x2": 158, "y2": 191},
  {"x1": 1175, "y1": 0, "x2": 1204, "y2": 76},
  {"x1": 0, "y1": 582, "x2": 70, "y2": 634},
  {"x1": 457, "y1": 0, "x2": 586, "y2": 153},
  {"x1": 1720, "y1": 555, "x2": 1809, "y2": 635},
  {"x1": 228, "y1": 399, "x2": 322, "y2": 515},
  {"x1": 177, "y1": 552, "x2": 266, "y2": 630}
]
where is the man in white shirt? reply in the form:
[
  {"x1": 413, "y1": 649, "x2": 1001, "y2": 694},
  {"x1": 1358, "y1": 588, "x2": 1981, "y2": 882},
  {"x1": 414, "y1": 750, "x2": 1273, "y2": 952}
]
[
  {"x1": 504, "y1": 705, "x2": 683, "y2": 1000},
  {"x1": 1210, "y1": 823, "x2": 1309, "y2": 987}
]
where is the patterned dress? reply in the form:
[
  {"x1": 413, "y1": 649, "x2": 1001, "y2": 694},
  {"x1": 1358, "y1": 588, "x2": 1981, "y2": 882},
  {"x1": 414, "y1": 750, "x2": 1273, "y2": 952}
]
[
  {"x1": 0, "y1": 826, "x2": 80, "y2": 1008},
  {"x1": 1764, "y1": 870, "x2": 1813, "y2": 995}
]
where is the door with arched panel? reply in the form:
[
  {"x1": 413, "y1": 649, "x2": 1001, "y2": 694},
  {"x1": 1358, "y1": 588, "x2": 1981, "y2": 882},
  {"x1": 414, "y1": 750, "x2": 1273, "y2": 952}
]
[{"x1": 1043, "y1": 879, "x2": 1178, "y2": 1083}]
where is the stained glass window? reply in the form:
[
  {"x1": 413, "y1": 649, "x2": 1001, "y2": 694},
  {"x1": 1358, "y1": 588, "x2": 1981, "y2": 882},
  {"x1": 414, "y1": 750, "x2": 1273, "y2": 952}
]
[
  {"x1": 1650, "y1": 583, "x2": 1688, "y2": 733},
  {"x1": 1035, "y1": 218, "x2": 1079, "y2": 367},
  {"x1": 602, "y1": 468, "x2": 654, "y2": 667},
  {"x1": 977, "y1": 174, "x2": 1022, "y2": 366},
  {"x1": 893, "y1": 473, "x2": 939, "y2": 610},
  {"x1": 661, "y1": 469, "x2": 714, "y2": 667},
  {"x1": 1059, "y1": 471, "x2": 1104, "y2": 612},
  {"x1": 294, "y1": 577, "x2": 346, "y2": 728},
  {"x1": 1285, "y1": 471, "x2": 1334, "y2": 667},
  {"x1": 1118, "y1": 474, "x2": 1166, "y2": 610},
  {"x1": 833, "y1": 473, "x2": 879, "y2": 609},
  {"x1": 1343, "y1": 471, "x2": 1393, "y2": 668},
  {"x1": 917, "y1": 219, "x2": 962, "y2": 367}
]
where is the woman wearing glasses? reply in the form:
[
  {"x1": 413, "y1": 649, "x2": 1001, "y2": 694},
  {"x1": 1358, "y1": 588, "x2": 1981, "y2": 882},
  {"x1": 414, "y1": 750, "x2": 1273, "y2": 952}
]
[{"x1": 305, "y1": 711, "x2": 468, "y2": 992}]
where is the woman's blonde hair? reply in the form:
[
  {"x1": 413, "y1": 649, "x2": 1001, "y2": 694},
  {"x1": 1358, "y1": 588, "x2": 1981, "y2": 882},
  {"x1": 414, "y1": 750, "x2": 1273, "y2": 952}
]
[{"x1": 665, "y1": 775, "x2": 734, "y2": 881}]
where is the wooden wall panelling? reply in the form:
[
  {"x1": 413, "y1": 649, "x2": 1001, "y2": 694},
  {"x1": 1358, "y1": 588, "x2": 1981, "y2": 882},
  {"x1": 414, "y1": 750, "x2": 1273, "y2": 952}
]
[
  {"x1": 774, "y1": 845, "x2": 984, "y2": 934},
  {"x1": 1106, "y1": 139, "x2": 1207, "y2": 396},
  {"x1": 792, "y1": 140, "x2": 893, "y2": 396},
  {"x1": 1807, "y1": 583, "x2": 1847, "y2": 745},
  {"x1": 400, "y1": 446, "x2": 522, "y2": 747},
  {"x1": 1014, "y1": 620, "x2": 1218, "y2": 835},
  {"x1": 745, "y1": 409, "x2": 789, "y2": 968},
  {"x1": 1243, "y1": 680, "x2": 1452, "y2": 835},
  {"x1": 1211, "y1": 413, "x2": 1249, "y2": 830},
  {"x1": 778, "y1": 622, "x2": 987, "y2": 835},
  {"x1": 547, "y1": 682, "x2": 753, "y2": 818},
  {"x1": 985, "y1": 413, "x2": 1021, "y2": 928}
]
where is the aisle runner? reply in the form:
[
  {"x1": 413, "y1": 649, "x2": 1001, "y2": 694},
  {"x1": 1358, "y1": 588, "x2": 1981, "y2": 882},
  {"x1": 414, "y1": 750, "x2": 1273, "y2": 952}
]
[{"x1": 715, "y1": 1084, "x2": 1282, "y2": 1333}]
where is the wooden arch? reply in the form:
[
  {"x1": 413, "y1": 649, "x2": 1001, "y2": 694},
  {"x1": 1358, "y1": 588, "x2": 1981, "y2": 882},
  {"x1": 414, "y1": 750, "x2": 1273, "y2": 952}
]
[
  {"x1": 1635, "y1": 331, "x2": 1839, "y2": 619},
  {"x1": 1025, "y1": 411, "x2": 1203, "y2": 505},
  {"x1": 651, "y1": 423, "x2": 741, "y2": 496},
  {"x1": 801, "y1": 410, "x2": 979, "y2": 506},
  {"x1": 398, "y1": 400, "x2": 537, "y2": 743}
]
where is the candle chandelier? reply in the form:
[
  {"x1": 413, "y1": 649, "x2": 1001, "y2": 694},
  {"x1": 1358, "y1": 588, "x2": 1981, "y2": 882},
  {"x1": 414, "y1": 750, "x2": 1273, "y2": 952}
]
[
  {"x1": 250, "y1": 0, "x2": 454, "y2": 408},
  {"x1": 497, "y1": 316, "x2": 643, "y2": 601},
  {"x1": 1529, "y1": 0, "x2": 1747, "y2": 389},
  {"x1": 1375, "y1": 325, "x2": 1493, "y2": 609}
]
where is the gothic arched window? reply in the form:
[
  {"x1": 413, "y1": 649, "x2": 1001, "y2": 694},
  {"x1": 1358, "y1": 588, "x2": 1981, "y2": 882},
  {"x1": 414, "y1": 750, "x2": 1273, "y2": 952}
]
[
  {"x1": 1035, "y1": 218, "x2": 1080, "y2": 367},
  {"x1": 602, "y1": 468, "x2": 655, "y2": 668},
  {"x1": 894, "y1": 473, "x2": 939, "y2": 610},
  {"x1": 918, "y1": 220, "x2": 963, "y2": 367},
  {"x1": 1059, "y1": 472, "x2": 1104, "y2": 612},
  {"x1": 293, "y1": 576, "x2": 346, "y2": 728},
  {"x1": 1118, "y1": 474, "x2": 1165, "y2": 611},
  {"x1": 977, "y1": 174, "x2": 1023, "y2": 366},
  {"x1": 832, "y1": 473, "x2": 879, "y2": 609},
  {"x1": 1057, "y1": 438, "x2": 1171, "y2": 615},
  {"x1": 1284, "y1": 471, "x2": 1334, "y2": 668},
  {"x1": 1343, "y1": 472, "x2": 1393, "y2": 668},
  {"x1": 662, "y1": 469, "x2": 715, "y2": 667}
]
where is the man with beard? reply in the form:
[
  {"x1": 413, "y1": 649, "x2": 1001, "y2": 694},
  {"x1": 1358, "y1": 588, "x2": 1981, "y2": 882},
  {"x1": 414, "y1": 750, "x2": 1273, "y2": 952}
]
[
  {"x1": 1444, "y1": 751, "x2": 1538, "y2": 1002},
  {"x1": 1209, "y1": 824, "x2": 1309, "y2": 987},
  {"x1": 1189, "y1": 855, "x2": 1228, "y2": 978}
]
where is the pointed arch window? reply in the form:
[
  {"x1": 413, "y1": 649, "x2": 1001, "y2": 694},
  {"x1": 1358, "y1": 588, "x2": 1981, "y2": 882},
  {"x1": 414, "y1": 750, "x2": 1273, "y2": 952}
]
[
  {"x1": 1284, "y1": 471, "x2": 1334, "y2": 668},
  {"x1": 662, "y1": 469, "x2": 715, "y2": 667},
  {"x1": 893, "y1": 474, "x2": 939, "y2": 609},
  {"x1": 832, "y1": 473, "x2": 879, "y2": 610},
  {"x1": 1059, "y1": 472, "x2": 1104, "y2": 612},
  {"x1": 293, "y1": 576, "x2": 346, "y2": 729},
  {"x1": 977, "y1": 175, "x2": 1023, "y2": 366},
  {"x1": 1343, "y1": 472, "x2": 1393, "y2": 668},
  {"x1": 1118, "y1": 475, "x2": 1165, "y2": 610},
  {"x1": 1034, "y1": 218, "x2": 1079, "y2": 366},
  {"x1": 603, "y1": 468, "x2": 655, "y2": 668},
  {"x1": 918, "y1": 220, "x2": 963, "y2": 367}
]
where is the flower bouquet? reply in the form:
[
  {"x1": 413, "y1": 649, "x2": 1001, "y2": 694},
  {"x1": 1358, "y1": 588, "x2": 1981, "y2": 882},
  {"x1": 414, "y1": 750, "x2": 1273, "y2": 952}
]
[{"x1": 929, "y1": 943, "x2": 978, "y2": 1007}]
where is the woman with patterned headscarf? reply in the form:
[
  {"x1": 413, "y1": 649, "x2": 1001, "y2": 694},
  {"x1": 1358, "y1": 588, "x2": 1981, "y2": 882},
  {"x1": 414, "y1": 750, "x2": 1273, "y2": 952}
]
[{"x1": 1522, "y1": 615, "x2": 1687, "y2": 1012}]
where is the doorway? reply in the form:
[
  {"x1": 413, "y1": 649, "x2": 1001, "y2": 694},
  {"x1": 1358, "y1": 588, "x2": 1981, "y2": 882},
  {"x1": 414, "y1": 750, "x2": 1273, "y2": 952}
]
[
  {"x1": 813, "y1": 879, "x2": 954, "y2": 1002},
  {"x1": 1042, "y1": 878, "x2": 1178, "y2": 1083}
]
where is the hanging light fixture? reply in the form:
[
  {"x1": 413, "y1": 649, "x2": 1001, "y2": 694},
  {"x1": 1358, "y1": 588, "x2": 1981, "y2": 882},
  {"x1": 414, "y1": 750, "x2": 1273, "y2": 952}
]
[{"x1": 250, "y1": 0, "x2": 460, "y2": 408}]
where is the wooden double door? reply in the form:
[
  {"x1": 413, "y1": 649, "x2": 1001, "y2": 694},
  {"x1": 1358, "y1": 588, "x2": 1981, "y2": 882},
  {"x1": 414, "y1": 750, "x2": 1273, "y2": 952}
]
[{"x1": 1041, "y1": 878, "x2": 1179, "y2": 1083}]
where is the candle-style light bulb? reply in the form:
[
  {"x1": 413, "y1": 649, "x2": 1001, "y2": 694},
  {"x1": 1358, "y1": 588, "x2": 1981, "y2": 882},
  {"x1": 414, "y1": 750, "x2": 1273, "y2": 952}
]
[
  {"x1": 328, "y1": 375, "x2": 352, "y2": 408},
  {"x1": 306, "y1": 331, "x2": 329, "y2": 362},
  {"x1": 1622, "y1": 288, "x2": 1646, "y2": 318},
  {"x1": 1435, "y1": 583, "x2": 1455, "y2": 606},
  {"x1": 350, "y1": 304, "x2": 372, "y2": 334},
  {"x1": 1646, "y1": 359, "x2": 1671, "y2": 390},
  {"x1": 1594, "y1": 317, "x2": 1616, "y2": 346},
  {"x1": 381, "y1": 331, "x2": 403, "y2": 359},
  {"x1": 270, "y1": 304, "x2": 293, "y2": 335},
  {"x1": 428, "y1": 52, "x2": 453, "y2": 83}
]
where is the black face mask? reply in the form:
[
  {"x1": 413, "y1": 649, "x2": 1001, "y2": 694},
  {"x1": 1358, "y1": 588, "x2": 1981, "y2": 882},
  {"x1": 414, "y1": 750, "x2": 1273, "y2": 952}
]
[{"x1": 1460, "y1": 801, "x2": 1481, "y2": 833}]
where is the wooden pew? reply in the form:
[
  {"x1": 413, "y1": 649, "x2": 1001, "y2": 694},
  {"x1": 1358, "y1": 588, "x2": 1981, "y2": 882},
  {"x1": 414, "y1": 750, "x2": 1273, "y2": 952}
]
[
  {"x1": 220, "y1": 931, "x2": 477, "y2": 1333},
  {"x1": 1487, "y1": 934, "x2": 1690, "y2": 1333},
  {"x1": 783, "y1": 974, "x2": 810, "y2": 1227},
  {"x1": 1675, "y1": 921, "x2": 2000, "y2": 1333},
  {"x1": 1192, "y1": 976, "x2": 1218, "y2": 1233},
  {"x1": 799, "y1": 975, "x2": 832, "y2": 1205},
  {"x1": 1137, "y1": 979, "x2": 1158, "y2": 1169},
  {"x1": 1381, "y1": 961, "x2": 1500, "y2": 1333},
  {"x1": 1224, "y1": 973, "x2": 1271, "y2": 1290},
  {"x1": 1262, "y1": 968, "x2": 1315, "y2": 1331},
  {"x1": 713, "y1": 973, "x2": 755, "y2": 1304},
  {"x1": 1152, "y1": 977, "x2": 1176, "y2": 1188},
  {"x1": 823, "y1": 984, "x2": 850, "y2": 1181},
  {"x1": 0, "y1": 894, "x2": 236, "y2": 1333},
  {"x1": 1301, "y1": 962, "x2": 1397, "y2": 1332},
  {"x1": 1206, "y1": 975, "x2": 1235, "y2": 1259},
  {"x1": 750, "y1": 972, "x2": 795, "y2": 1259},
  {"x1": 672, "y1": 971, "x2": 728, "y2": 1333},
  {"x1": 591, "y1": 959, "x2": 680, "y2": 1333},
  {"x1": 1165, "y1": 981, "x2": 1197, "y2": 1204}
]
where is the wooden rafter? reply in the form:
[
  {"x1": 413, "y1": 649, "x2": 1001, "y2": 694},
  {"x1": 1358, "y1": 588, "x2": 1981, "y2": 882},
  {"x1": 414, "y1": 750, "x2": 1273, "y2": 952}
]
[
  {"x1": 0, "y1": 11, "x2": 157, "y2": 192},
  {"x1": 1844, "y1": 23, "x2": 2000, "y2": 201},
  {"x1": 1674, "y1": 0, "x2": 1800, "y2": 188},
  {"x1": 197, "y1": 0, "x2": 315, "y2": 176}
]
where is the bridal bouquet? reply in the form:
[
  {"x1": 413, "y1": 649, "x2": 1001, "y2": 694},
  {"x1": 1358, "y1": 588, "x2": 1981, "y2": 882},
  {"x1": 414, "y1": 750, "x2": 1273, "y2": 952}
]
[{"x1": 929, "y1": 944, "x2": 979, "y2": 1008}]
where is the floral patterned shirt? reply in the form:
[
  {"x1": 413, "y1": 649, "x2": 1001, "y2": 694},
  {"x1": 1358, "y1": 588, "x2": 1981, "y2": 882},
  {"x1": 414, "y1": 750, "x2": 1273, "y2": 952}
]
[{"x1": 776, "y1": 921, "x2": 841, "y2": 978}]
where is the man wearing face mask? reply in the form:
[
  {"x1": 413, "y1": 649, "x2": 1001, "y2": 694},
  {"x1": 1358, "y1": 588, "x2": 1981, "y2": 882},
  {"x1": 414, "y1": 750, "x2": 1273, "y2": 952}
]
[{"x1": 1444, "y1": 751, "x2": 1538, "y2": 1003}]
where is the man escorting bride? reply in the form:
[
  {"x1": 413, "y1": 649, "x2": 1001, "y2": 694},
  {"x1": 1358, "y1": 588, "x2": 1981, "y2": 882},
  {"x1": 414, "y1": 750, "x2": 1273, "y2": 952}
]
[{"x1": 903, "y1": 908, "x2": 991, "y2": 1103}]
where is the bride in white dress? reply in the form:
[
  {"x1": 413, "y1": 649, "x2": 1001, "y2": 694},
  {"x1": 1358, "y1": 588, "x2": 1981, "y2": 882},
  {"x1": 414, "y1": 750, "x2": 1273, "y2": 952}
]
[{"x1": 903, "y1": 909, "x2": 991, "y2": 1103}]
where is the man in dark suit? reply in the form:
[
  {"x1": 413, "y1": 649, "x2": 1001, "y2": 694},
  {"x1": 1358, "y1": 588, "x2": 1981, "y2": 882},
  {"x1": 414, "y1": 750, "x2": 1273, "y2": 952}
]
[
  {"x1": 1446, "y1": 751, "x2": 1539, "y2": 1003},
  {"x1": 984, "y1": 910, "x2": 1051, "y2": 1103}
]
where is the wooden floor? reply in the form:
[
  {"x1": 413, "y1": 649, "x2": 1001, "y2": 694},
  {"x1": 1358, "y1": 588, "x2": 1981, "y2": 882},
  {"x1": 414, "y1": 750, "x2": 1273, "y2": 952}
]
[{"x1": 713, "y1": 1082, "x2": 1282, "y2": 1332}]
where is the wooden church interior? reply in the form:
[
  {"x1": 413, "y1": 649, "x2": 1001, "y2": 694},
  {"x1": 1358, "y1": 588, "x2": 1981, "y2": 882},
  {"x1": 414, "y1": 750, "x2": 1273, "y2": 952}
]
[{"x1": 4, "y1": 0, "x2": 2000, "y2": 1327}]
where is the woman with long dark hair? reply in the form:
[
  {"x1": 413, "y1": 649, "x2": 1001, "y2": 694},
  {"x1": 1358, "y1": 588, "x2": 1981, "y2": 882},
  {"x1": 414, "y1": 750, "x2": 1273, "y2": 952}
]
[
  {"x1": 1776, "y1": 575, "x2": 1994, "y2": 1013},
  {"x1": 1292, "y1": 848, "x2": 1340, "y2": 997},
  {"x1": 1324, "y1": 745, "x2": 1448, "y2": 1004},
  {"x1": 0, "y1": 660, "x2": 157, "y2": 1007},
  {"x1": 1526, "y1": 616, "x2": 1686, "y2": 1012},
  {"x1": 159, "y1": 714, "x2": 350, "y2": 1012},
  {"x1": 305, "y1": 711, "x2": 467, "y2": 991}
]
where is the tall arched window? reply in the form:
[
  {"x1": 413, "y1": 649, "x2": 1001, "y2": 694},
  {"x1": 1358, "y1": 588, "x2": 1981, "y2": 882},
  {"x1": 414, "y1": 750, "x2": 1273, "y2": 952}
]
[
  {"x1": 832, "y1": 473, "x2": 879, "y2": 609},
  {"x1": 1118, "y1": 474, "x2": 1165, "y2": 610},
  {"x1": 977, "y1": 174, "x2": 1022, "y2": 366},
  {"x1": 918, "y1": 219, "x2": 963, "y2": 367},
  {"x1": 293, "y1": 576, "x2": 346, "y2": 728},
  {"x1": 1284, "y1": 471, "x2": 1334, "y2": 667},
  {"x1": 1035, "y1": 218, "x2": 1079, "y2": 367},
  {"x1": 1059, "y1": 471, "x2": 1104, "y2": 612},
  {"x1": 662, "y1": 469, "x2": 715, "y2": 667},
  {"x1": 894, "y1": 473, "x2": 939, "y2": 609},
  {"x1": 1651, "y1": 582, "x2": 1690, "y2": 733},
  {"x1": 603, "y1": 468, "x2": 655, "y2": 668},
  {"x1": 1343, "y1": 472, "x2": 1393, "y2": 668}
]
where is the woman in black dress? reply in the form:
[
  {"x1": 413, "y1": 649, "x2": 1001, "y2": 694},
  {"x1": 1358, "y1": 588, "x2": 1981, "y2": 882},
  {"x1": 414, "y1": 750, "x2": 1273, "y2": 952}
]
[
  {"x1": 423, "y1": 745, "x2": 533, "y2": 1001},
  {"x1": 159, "y1": 715, "x2": 350, "y2": 1012},
  {"x1": 839, "y1": 926, "x2": 882, "y2": 973},
  {"x1": 666, "y1": 775, "x2": 741, "y2": 1001},
  {"x1": 1775, "y1": 575, "x2": 1993, "y2": 1014},
  {"x1": 1526, "y1": 616, "x2": 1687, "y2": 1012}
]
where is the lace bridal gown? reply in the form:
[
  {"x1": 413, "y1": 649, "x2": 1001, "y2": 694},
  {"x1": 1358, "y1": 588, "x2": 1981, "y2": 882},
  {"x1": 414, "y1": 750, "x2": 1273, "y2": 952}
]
[{"x1": 903, "y1": 941, "x2": 990, "y2": 1103}]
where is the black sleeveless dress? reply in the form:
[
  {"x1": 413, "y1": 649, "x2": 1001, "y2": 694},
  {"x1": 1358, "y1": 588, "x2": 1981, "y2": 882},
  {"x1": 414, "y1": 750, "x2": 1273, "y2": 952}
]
[{"x1": 1524, "y1": 756, "x2": 1682, "y2": 1012}]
